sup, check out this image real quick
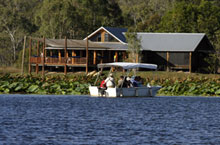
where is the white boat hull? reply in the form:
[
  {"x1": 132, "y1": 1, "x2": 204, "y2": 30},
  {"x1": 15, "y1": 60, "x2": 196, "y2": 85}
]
[{"x1": 89, "y1": 86, "x2": 161, "y2": 97}]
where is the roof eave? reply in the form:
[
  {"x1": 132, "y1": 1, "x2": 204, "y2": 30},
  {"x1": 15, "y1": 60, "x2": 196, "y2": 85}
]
[{"x1": 84, "y1": 26, "x2": 127, "y2": 44}]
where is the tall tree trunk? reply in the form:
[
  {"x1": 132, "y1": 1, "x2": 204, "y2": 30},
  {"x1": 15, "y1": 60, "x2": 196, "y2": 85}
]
[
  {"x1": 7, "y1": 29, "x2": 17, "y2": 62},
  {"x1": 21, "y1": 36, "x2": 26, "y2": 75}
]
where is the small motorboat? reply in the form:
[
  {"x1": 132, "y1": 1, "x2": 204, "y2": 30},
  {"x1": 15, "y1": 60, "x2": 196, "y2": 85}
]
[{"x1": 89, "y1": 62, "x2": 161, "y2": 97}]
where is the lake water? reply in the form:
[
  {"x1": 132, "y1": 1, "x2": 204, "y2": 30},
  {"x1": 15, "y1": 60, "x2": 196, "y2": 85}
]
[{"x1": 0, "y1": 95, "x2": 220, "y2": 145}]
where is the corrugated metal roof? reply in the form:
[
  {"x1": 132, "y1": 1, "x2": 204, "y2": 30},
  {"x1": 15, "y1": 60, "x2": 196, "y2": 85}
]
[
  {"x1": 45, "y1": 39, "x2": 107, "y2": 48},
  {"x1": 41, "y1": 39, "x2": 127, "y2": 51},
  {"x1": 93, "y1": 42, "x2": 128, "y2": 51},
  {"x1": 137, "y1": 33, "x2": 206, "y2": 52}
]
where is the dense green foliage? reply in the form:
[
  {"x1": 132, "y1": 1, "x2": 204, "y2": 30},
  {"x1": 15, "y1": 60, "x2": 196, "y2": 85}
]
[
  {"x1": 0, "y1": 73, "x2": 219, "y2": 96},
  {"x1": 156, "y1": 77, "x2": 220, "y2": 96},
  {"x1": 0, "y1": 0, "x2": 219, "y2": 71},
  {"x1": 0, "y1": 74, "x2": 94, "y2": 95}
]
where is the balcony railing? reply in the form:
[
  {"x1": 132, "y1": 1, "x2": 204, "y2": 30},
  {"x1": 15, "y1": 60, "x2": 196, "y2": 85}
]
[{"x1": 30, "y1": 56, "x2": 88, "y2": 65}]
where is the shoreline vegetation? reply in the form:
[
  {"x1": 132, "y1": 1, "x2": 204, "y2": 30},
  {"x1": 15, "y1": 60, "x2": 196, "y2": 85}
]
[{"x1": 0, "y1": 69, "x2": 220, "y2": 97}]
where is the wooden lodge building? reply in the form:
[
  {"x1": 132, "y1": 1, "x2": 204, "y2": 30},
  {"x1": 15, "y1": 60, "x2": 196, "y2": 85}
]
[{"x1": 29, "y1": 26, "x2": 214, "y2": 74}]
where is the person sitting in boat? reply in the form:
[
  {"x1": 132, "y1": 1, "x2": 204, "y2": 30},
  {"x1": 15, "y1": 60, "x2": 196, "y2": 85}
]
[
  {"x1": 135, "y1": 76, "x2": 143, "y2": 87},
  {"x1": 117, "y1": 76, "x2": 127, "y2": 88},
  {"x1": 126, "y1": 77, "x2": 133, "y2": 88},
  {"x1": 130, "y1": 76, "x2": 138, "y2": 87},
  {"x1": 99, "y1": 77, "x2": 107, "y2": 96},
  {"x1": 100, "y1": 77, "x2": 107, "y2": 89},
  {"x1": 105, "y1": 73, "x2": 115, "y2": 88}
]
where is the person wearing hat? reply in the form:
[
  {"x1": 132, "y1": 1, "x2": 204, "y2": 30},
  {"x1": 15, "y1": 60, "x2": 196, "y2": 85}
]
[
  {"x1": 126, "y1": 77, "x2": 133, "y2": 88},
  {"x1": 105, "y1": 73, "x2": 115, "y2": 88}
]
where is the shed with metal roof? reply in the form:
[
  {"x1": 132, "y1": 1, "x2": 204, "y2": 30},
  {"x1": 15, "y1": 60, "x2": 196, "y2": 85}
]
[{"x1": 136, "y1": 33, "x2": 214, "y2": 72}]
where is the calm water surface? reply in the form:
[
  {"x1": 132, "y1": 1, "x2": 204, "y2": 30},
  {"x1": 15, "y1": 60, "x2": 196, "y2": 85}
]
[{"x1": 0, "y1": 94, "x2": 220, "y2": 145}]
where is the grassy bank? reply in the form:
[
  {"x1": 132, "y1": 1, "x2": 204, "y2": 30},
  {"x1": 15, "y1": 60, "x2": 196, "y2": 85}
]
[{"x1": 0, "y1": 70, "x2": 219, "y2": 96}]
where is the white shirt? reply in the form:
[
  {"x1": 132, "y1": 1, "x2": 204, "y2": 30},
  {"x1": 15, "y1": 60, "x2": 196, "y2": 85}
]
[{"x1": 105, "y1": 77, "x2": 115, "y2": 88}]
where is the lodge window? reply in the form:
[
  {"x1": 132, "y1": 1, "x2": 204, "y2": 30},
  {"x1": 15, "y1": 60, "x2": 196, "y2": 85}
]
[
  {"x1": 90, "y1": 32, "x2": 101, "y2": 42},
  {"x1": 109, "y1": 35, "x2": 117, "y2": 42},
  {"x1": 104, "y1": 33, "x2": 118, "y2": 42},
  {"x1": 104, "y1": 33, "x2": 109, "y2": 42}
]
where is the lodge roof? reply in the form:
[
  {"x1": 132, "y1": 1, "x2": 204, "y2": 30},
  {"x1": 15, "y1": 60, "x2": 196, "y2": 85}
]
[
  {"x1": 31, "y1": 38, "x2": 127, "y2": 50},
  {"x1": 32, "y1": 38, "x2": 109, "y2": 50},
  {"x1": 45, "y1": 39, "x2": 101, "y2": 48},
  {"x1": 104, "y1": 27, "x2": 127, "y2": 43},
  {"x1": 33, "y1": 29, "x2": 213, "y2": 52}
]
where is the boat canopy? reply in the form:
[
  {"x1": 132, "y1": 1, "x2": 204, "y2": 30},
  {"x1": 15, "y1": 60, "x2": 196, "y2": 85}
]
[{"x1": 97, "y1": 62, "x2": 157, "y2": 70}]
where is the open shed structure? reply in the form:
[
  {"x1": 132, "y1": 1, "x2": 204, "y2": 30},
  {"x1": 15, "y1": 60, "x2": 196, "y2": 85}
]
[{"x1": 137, "y1": 33, "x2": 215, "y2": 72}]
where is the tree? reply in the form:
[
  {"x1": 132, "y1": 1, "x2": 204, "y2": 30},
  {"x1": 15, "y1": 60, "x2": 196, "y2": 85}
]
[
  {"x1": 0, "y1": 0, "x2": 38, "y2": 63},
  {"x1": 118, "y1": 0, "x2": 150, "y2": 29},
  {"x1": 102, "y1": 0, "x2": 124, "y2": 27},
  {"x1": 125, "y1": 28, "x2": 142, "y2": 63},
  {"x1": 159, "y1": 0, "x2": 220, "y2": 39},
  {"x1": 35, "y1": 0, "x2": 79, "y2": 39},
  {"x1": 197, "y1": 0, "x2": 220, "y2": 42},
  {"x1": 118, "y1": 0, "x2": 178, "y2": 32},
  {"x1": 205, "y1": 31, "x2": 220, "y2": 73},
  {"x1": 75, "y1": 0, "x2": 124, "y2": 37},
  {"x1": 159, "y1": 1, "x2": 198, "y2": 33}
]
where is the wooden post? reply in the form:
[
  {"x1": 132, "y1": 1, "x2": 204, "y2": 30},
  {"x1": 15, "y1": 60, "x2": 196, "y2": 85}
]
[
  {"x1": 64, "y1": 37, "x2": 67, "y2": 75},
  {"x1": 28, "y1": 38, "x2": 32, "y2": 75},
  {"x1": 72, "y1": 50, "x2": 76, "y2": 64},
  {"x1": 115, "y1": 51, "x2": 118, "y2": 62},
  {"x1": 21, "y1": 36, "x2": 26, "y2": 75},
  {"x1": 93, "y1": 50, "x2": 97, "y2": 65},
  {"x1": 45, "y1": 50, "x2": 47, "y2": 58},
  {"x1": 189, "y1": 52, "x2": 192, "y2": 73},
  {"x1": 101, "y1": 31, "x2": 105, "y2": 42},
  {"x1": 166, "y1": 52, "x2": 169, "y2": 71},
  {"x1": 123, "y1": 51, "x2": 126, "y2": 60},
  {"x1": 50, "y1": 50, "x2": 52, "y2": 57},
  {"x1": 36, "y1": 41, "x2": 39, "y2": 74},
  {"x1": 86, "y1": 37, "x2": 89, "y2": 74},
  {"x1": 136, "y1": 54, "x2": 139, "y2": 63},
  {"x1": 58, "y1": 50, "x2": 61, "y2": 63},
  {"x1": 42, "y1": 37, "x2": 45, "y2": 78}
]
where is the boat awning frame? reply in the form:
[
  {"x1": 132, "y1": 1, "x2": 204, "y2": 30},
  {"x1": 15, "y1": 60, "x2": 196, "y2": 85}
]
[{"x1": 97, "y1": 62, "x2": 157, "y2": 70}]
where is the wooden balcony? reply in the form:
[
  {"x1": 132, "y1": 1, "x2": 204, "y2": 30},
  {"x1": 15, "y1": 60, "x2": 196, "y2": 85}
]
[{"x1": 30, "y1": 56, "x2": 88, "y2": 66}]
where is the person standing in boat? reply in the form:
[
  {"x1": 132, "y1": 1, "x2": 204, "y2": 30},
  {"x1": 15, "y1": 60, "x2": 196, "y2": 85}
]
[{"x1": 105, "y1": 73, "x2": 115, "y2": 88}]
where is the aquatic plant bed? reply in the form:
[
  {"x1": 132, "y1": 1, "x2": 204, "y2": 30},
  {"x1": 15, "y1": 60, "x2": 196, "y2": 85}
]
[
  {"x1": 0, "y1": 73, "x2": 219, "y2": 96},
  {"x1": 0, "y1": 74, "x2": 92, "y2": 95}
]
